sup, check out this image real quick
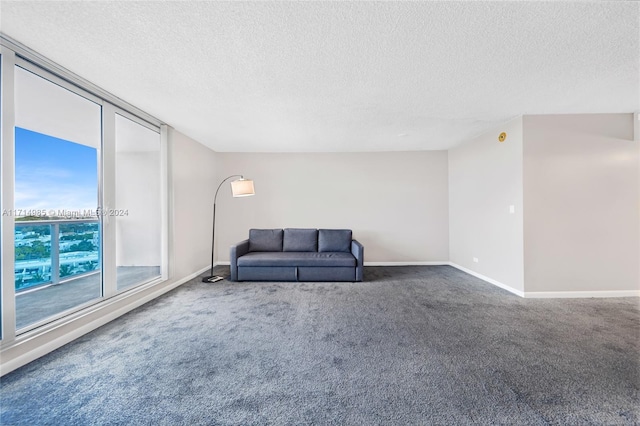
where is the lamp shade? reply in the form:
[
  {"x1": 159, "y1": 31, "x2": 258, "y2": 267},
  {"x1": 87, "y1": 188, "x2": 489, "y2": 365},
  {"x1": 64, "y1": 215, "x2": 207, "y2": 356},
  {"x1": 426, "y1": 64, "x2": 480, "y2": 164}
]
[{"x1": 231, "y1": 178, "x2": 255, "y2": 197}]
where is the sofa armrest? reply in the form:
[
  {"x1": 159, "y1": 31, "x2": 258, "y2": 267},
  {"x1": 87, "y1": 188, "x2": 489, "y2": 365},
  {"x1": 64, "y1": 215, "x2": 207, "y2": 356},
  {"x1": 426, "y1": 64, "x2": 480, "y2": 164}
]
[
  {"x1": 230, "y1": 239, "x2": 250, "y2": 282},
  {"x1": 351, "y1": 239, "x2": 364, "y2": 282}
]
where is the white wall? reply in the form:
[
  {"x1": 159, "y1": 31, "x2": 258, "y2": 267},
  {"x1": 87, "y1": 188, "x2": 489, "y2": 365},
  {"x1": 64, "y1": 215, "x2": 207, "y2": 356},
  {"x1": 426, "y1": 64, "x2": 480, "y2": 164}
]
[
  {"x1": 523, "y1": 114, "x2": 639, "y2": 293},
  {"x1": 214, "y1": 152, "x2": 449, "y2": 263},
  {"x1": 170, "y1": 129, "x2": 218, "y2": 278},
  {"x1": 448, "y1": 117, "x2": 524, "y2": 292}
]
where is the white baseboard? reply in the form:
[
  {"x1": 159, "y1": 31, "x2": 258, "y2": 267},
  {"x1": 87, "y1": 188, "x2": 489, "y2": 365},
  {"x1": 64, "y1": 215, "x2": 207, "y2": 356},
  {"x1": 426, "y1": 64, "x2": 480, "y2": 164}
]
[
  {"x1": 364, "y1": 261, "x2": 449, "y2": 266},
  {"x1": 446, "y1": 263, "x2": 639, "y2": 299},
  {"x1": 448, "y1": 263, "x2": 526, "y2": 298},
  {"x1": 215, "y1": 261, "x2": 231, "y2": 266},
  {"x1": 0, "y1": 266, "x2": 209, "y2": 376},
  {"x1": 524, "y1": 290, "x2": 640, "y2": 298}
]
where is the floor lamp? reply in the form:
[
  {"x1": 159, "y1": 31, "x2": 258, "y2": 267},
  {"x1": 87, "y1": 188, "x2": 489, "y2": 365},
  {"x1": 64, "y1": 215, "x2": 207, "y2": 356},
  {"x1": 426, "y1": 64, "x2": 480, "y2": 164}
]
[{"x1": 202, "y1": 175, "x2": 255, "y2": 283}]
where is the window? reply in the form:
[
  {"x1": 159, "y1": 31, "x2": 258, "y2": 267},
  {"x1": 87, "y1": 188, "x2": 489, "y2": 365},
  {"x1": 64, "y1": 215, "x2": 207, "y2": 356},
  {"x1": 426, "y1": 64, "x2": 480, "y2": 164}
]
[
  {"x1": 13, "y1": 66, "x2": 102, "y2": 330},
  {"x1": 0, "y1": 40, "x2": 167, "y2": 342},
  {"x1": 114, "y1": 114, "x2": 162, "y2": 291}
]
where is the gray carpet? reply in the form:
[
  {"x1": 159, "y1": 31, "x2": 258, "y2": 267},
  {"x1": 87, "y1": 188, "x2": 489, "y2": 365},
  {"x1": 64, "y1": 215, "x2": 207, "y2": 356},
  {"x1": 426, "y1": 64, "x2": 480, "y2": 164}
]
[{"x1": 1, "y1": 266, "x2": 638, "y2": 425}]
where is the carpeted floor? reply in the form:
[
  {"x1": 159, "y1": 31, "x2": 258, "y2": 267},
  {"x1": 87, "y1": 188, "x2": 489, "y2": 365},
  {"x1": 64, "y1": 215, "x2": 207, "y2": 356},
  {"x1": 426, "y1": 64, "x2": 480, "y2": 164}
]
[{"x1": 1, "y1": 266, "x2": 638, "y2": 425}]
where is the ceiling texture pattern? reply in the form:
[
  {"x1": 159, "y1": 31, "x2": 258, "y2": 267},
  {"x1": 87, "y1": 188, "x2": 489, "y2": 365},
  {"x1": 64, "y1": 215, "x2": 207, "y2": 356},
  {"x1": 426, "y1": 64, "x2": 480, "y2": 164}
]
[{"x1": 1, "y1": 1, "x2": 638, "y2": 152}]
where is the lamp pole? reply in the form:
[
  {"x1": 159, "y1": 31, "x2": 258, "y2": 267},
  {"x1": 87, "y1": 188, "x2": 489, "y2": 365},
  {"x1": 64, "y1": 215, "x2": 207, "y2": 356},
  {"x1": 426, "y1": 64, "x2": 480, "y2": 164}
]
[{"x1": 203, "y1": 174, "x2": 244, "y2": 283}]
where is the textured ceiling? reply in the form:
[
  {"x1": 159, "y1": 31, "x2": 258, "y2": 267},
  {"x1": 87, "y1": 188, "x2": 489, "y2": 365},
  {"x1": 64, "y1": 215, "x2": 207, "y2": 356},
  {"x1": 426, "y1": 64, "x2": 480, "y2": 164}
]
[{"x1": 1, "y1": 1, "x2": 638, "y2": 152}]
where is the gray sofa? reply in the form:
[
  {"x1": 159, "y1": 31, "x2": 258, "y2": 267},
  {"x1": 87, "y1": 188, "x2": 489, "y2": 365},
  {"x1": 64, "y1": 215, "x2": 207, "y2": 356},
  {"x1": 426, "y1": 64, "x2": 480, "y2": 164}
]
[{"x1": 230, "y1": 228, "x2": 364, "y2": 282}]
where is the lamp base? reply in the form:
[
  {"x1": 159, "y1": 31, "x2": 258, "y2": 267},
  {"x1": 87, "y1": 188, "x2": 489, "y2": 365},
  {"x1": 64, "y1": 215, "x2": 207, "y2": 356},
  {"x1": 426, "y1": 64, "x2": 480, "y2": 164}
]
[{"x1": 202, "y1": 275, "x2": 224, "y2": 283}]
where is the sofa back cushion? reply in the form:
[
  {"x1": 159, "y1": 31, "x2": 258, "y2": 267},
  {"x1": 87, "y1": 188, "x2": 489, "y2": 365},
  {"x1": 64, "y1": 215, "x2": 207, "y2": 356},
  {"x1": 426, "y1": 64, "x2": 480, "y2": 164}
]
[
  {"x1": 318, "y1": 229, "x2": 352, "y2": 253},
  {"x1": 283, "y1": 228, "x2": 318, "y2": 252},
  {"x1": 249, "y1": 229, "x2": 283, "y2": 252}
]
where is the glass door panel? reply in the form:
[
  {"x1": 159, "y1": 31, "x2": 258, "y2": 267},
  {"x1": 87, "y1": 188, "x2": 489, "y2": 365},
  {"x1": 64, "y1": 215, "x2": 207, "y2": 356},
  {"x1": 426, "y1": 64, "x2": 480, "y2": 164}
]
[
  {"x1": 114, "y1": 114, "x2": 161, "y2": 291},
  {"x1": 13, "y1": 66, "x2": 102, "y2": 330}
]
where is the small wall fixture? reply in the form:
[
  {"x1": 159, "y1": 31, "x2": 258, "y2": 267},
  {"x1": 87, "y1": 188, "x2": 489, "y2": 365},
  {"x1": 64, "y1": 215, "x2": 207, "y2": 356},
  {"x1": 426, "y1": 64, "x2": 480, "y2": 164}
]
[{"x1": 498, "y1": 132, "x2": 507, "y2": 142}]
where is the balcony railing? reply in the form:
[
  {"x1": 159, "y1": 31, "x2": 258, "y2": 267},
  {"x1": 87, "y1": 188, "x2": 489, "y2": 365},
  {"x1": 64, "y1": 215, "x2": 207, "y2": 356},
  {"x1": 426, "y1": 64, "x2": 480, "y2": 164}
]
[{"x1": 15, "y1": 218, "x2": 100, "y2": 292}]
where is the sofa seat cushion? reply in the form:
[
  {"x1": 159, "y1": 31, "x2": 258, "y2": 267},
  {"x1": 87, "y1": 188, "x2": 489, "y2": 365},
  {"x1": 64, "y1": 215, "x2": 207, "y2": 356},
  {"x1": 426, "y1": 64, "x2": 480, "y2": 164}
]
[{"x1": 237, "y1": 252, "x2": 356, "y2": 267}]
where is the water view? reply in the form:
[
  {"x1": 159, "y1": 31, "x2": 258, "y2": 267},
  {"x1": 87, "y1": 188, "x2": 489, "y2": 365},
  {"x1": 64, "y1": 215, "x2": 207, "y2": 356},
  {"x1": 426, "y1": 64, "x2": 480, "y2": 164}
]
[
  {"x1": 14, "y1": 126, "x2": 100, "y2": 292},
  {"x1": 15, "y1": 219, "x2": 100, "y2": 291}
]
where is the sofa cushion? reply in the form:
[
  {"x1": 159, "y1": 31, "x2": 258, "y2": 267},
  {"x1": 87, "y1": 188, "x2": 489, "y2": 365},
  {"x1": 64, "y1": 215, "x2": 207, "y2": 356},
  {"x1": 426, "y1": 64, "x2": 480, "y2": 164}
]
[
  {"x1": 283, "y1": 228, "x2": 318, "y2": 252},
  {"x1": 318, "y1": 229, "x2": 352, "y2": 253},
  {"x1": 237, "y1": 252, "x2": 356, "y2": 267},
  {"x1": 249, "y1": 229, "x2": 283, "y2": 252}
]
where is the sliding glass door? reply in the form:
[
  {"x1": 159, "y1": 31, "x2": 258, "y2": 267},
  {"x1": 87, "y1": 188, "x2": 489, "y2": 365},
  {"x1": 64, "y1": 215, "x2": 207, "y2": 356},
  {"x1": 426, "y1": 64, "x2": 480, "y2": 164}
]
[
  {"x1": 114, "y1": 113, "x2": 162, "y2": 291},
  {"x1": 0, "y1": 41, "x2": 167, "y2": 343},
  {"x1": 13, "y1": 65, "x2": 102, "y2": 330}
]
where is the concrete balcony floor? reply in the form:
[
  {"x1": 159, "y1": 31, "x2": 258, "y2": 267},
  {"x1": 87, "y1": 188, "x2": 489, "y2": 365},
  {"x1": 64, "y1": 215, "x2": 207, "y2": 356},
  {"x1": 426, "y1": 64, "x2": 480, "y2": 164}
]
[{"x1": 16, "y1": 266, "x2": 160, "y2": 330}]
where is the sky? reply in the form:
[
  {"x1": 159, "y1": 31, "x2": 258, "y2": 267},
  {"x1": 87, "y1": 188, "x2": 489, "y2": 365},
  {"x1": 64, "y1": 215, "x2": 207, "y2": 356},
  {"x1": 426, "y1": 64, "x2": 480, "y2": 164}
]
[{"x1": 14, "y1": 127, "x2": 98, "y2": 214}]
